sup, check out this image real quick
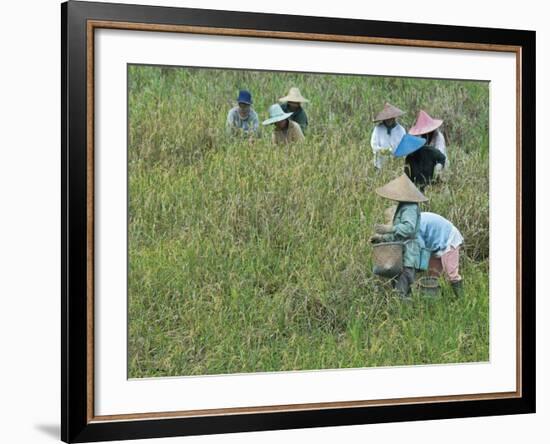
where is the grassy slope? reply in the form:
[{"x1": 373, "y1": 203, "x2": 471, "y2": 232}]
[{"x1": 128, "y1": 65, "x2": 489, "y2": 378}]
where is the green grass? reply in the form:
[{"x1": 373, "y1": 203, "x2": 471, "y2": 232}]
[{"x1": 127, "y1": 65, "x2": 490, "y2": 378}]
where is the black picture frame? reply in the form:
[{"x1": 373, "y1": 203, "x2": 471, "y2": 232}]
[{"x1": 61, "y1": 1, "x2": 536, "y2": 442}]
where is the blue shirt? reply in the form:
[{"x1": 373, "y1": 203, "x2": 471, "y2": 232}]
[{"x1": 418, "y1": 212, "x2": 463, "y2": 254}]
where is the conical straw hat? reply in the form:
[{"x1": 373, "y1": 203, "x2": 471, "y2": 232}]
[
  {"x1": 279, "y1": 87, "x2": 309, "y2": 103},
  {"x1": 373, "y1": 102, "x2": 405, "y2": 122},
  {"x1": 375, "y1": 174, "x2": 428, "y2": 203},
  {"x1": 408, "y1": 110, "x2": 443, "y2": 135},
  {"x1": 393, "y1": 134, "x2": 426, "y2": 157}
]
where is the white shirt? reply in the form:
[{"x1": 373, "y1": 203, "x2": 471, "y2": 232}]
[
  {"x1": 430, "y1": 129, "x2": 448, "y2": 166},
  {"x1": 370, "y1": 123, "x2": 406, "y2": 169}
]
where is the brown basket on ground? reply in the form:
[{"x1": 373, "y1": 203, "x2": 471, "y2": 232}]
[{"x1": 372, "y1": 241, "x2": 403, "y2": 278}]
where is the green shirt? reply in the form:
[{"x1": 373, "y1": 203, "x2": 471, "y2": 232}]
[
  {"x1": 281, "y1": 103, "x2": 308, "y2": 134},
  {"x1": 380, "y1": 202, "x2": 421, "y2": 268}
]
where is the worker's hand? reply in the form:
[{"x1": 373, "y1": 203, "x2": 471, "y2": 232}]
[
  {"x1": 369, "y1": 234, "x2": 384, "y2": 244},
  {"x1": 437, "y1": 164, "x2": 448, "y2": 182},
  {"x1": 374, "y1": 223, "x2": 393, "y2": 234}
]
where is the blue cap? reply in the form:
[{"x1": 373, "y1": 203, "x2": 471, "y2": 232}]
[
  {"x1": 394, "y1": 134, "x2": 426, "y2": 157},
  {"x1": 237, "y1": 90, "x2": 252, "y2": 105}
]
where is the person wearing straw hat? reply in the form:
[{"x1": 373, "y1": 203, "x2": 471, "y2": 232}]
[
  {"x1": 370, "y1": 174, "x2": 428, "y2": 299},
  {"x1": 409, "y1": 110, "x2": 448, "y2": 169},
  {"x1": 226, "y1": 90, "x2": 259, "y2": 137},
  {"x1": 262, "y1": 103, "x2": 305, "y2": 144},
  {"x1": 382, "y1": 206, "x2": 465, "y2": 298},
  {"x1": 370, "y1": 102, "x2": 407, "y2": 171},
  {"x1": 279, "y1": 87, "x2": 309, "y2": 134},
  {"x1": 394, "y1": 134, "x2": 446, "y2": 192}
]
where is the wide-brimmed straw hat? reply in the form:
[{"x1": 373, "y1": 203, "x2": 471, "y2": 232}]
[
  {"x1": 408, "y1": 110, "x2": 443, "y2": 135},
  {"x1": 279, "y1": 87, "x2": 310, "y2": 104},
  {"x1": 393, "y1": 134, "x2": 426, "y2": 157},
  {"x1": 262, "y1": 104, "x2": 294, "y2": 125},
  {"x1": 373, "y1": 102, "x2": 405, "y2": 122},
  {"x1": 376, "y1": 174, "x2": 428, "y2": 203}
]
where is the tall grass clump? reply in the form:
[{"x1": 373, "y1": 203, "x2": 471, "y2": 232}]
[{"x1": 128, "y1": 65, "x2": 489, "y2": 378}]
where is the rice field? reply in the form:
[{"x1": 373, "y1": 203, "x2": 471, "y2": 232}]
[{"x1": 127, "y1": 65, "x2": 489, "y2": 378}]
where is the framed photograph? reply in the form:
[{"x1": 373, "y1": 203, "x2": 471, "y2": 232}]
[{"x1": 61, "y1": 1, "x2": 535, "y2": 442}]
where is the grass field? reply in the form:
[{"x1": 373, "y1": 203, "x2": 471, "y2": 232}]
[{"x1": 127, "y1": 65, "x2": 490, "y2": 378}]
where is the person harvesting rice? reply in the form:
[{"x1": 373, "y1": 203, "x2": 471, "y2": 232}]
[
  {"x1": 394, "y1": 133, "x2": 446, "y2": 192},
  {"x1": 226, "y1": 90, "x2": 259, "y2": 137},
  {"x1": 370, "y1": 102, "x2": 407, "y2": 171},
  {"x1": 418, "y1": 212, "x2": 464, "y2": 297},
  {"x1": 409, "y1": 110, "x2": 448, "y2": 168},
  {"x1": 384, "y1": 207, "x2": 465, "y2": 298},
  {"x1": 262, "y1": 103, "x2": 305, "y2": 144},
  {"x1": 370, "y1": 174, "x2": 428, "y2": 300},
  {"x1": 279, "y1": 87, "x2": 310, "y2": 134}
]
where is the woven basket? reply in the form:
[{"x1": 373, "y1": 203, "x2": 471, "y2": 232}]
[{"x1": 372, "y1": 242, "x2": 403, "y2": 278}]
